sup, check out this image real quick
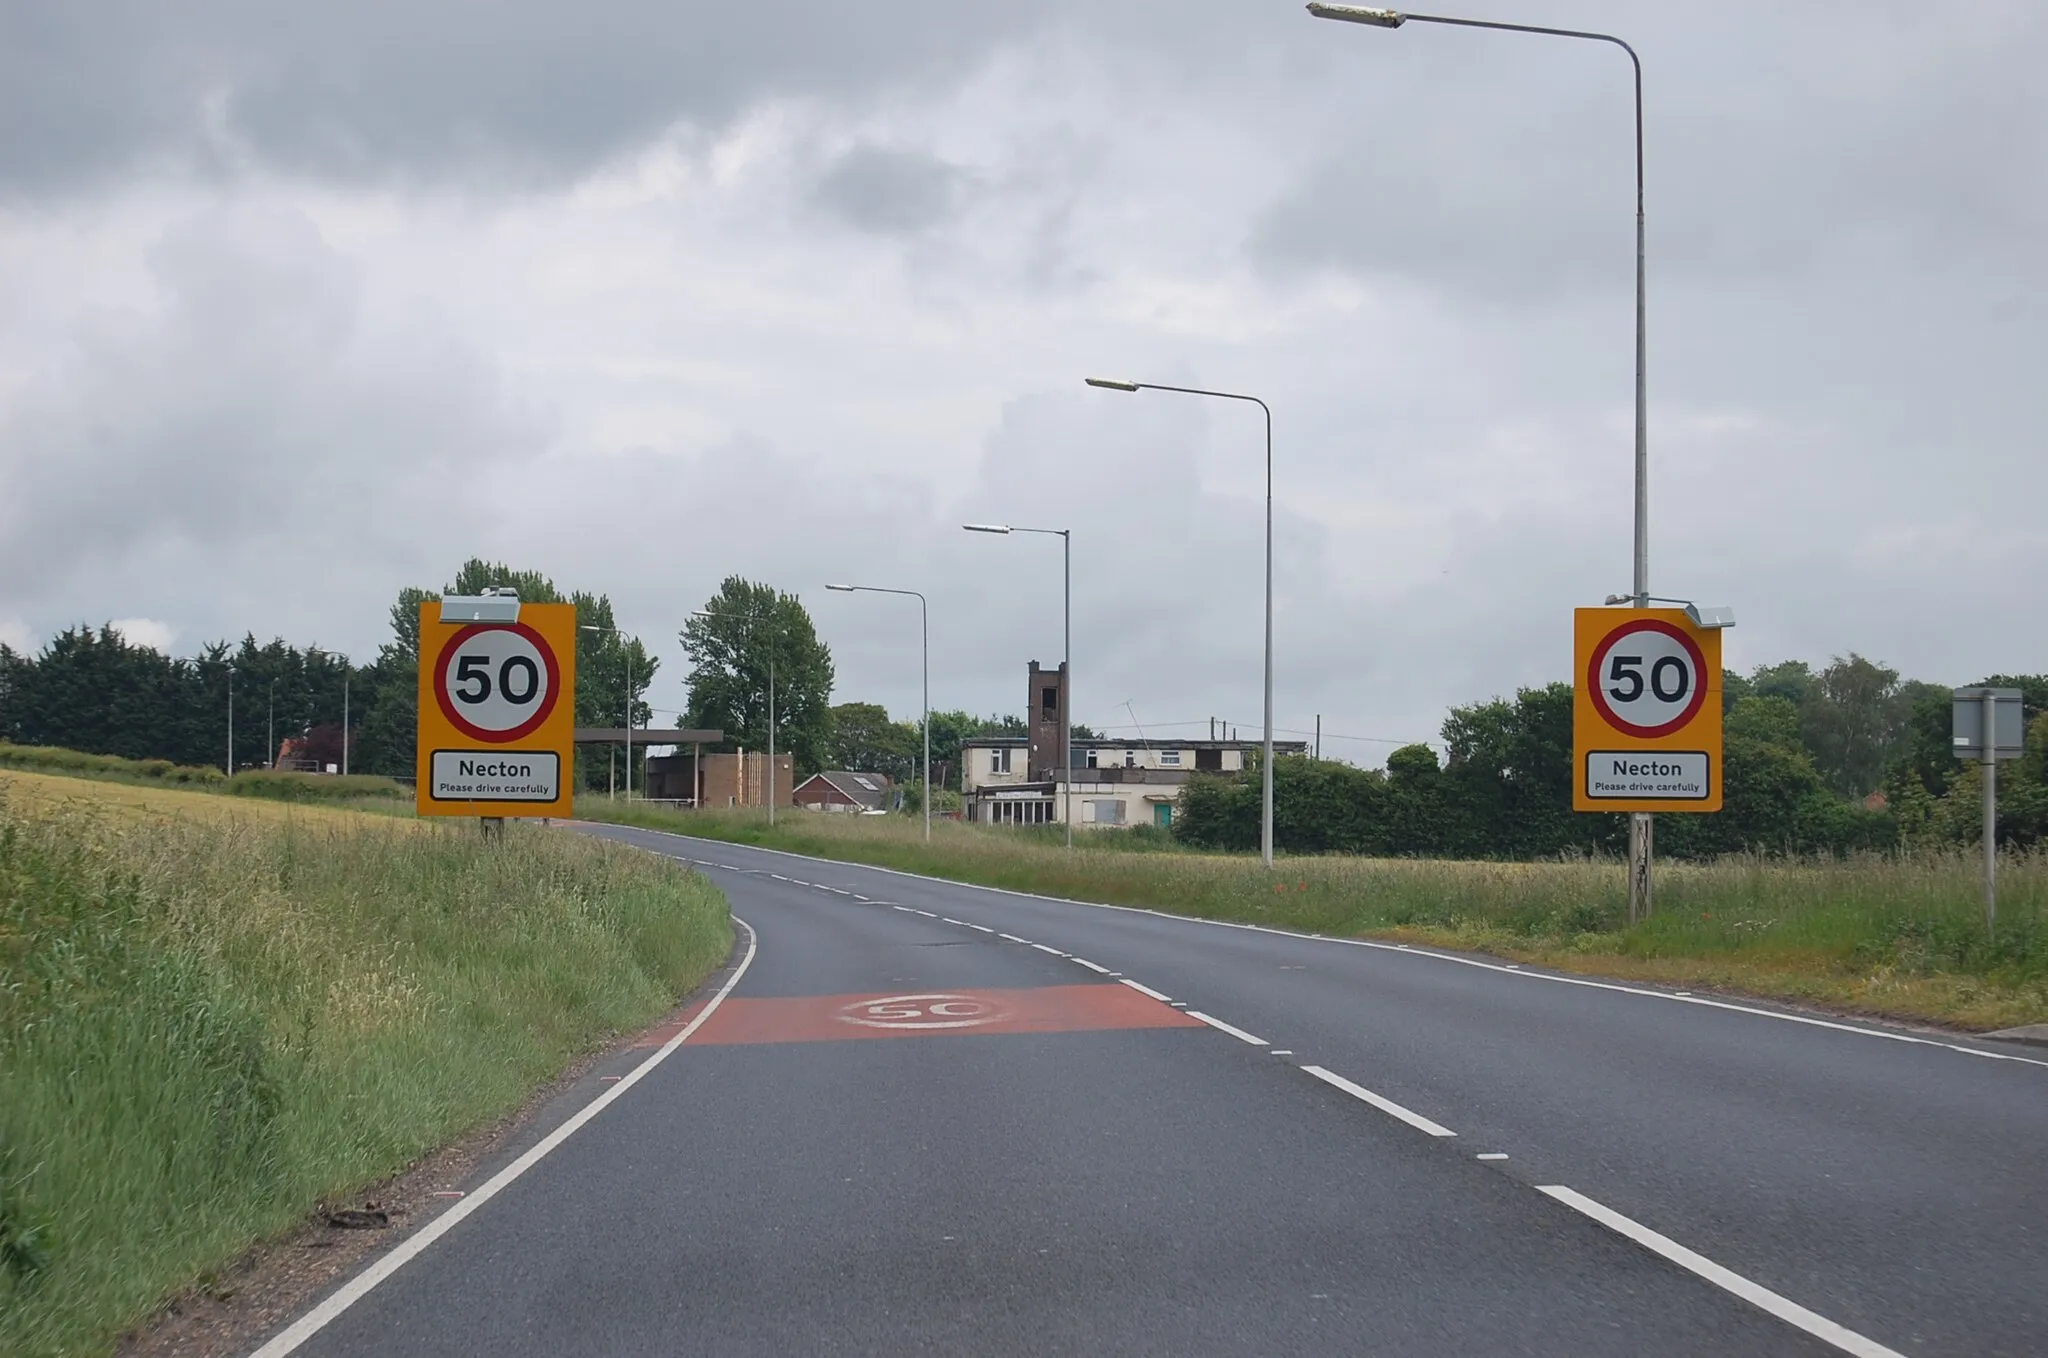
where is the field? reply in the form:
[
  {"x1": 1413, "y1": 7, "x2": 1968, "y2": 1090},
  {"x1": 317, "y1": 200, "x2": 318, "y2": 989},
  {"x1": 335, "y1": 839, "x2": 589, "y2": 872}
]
[
  {"x1": 594, "y1": 804, "x2": 2048, "y2": 1031},
  {"x1": 0, "y1": 769, "x2": 731, "y2": 1358}
]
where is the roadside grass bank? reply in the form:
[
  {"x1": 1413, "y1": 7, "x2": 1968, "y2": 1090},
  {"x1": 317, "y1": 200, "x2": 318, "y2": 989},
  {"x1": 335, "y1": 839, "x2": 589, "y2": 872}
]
[
  {"x1": 0, "y1": 742, "x2": 411, "y2": 811},
  {"x1": 588, "y1": 803, "x2": 2048, "y2": 1031},
  {"x1": 0, "y1": 770, "x2": 731, "y2": 1358}
]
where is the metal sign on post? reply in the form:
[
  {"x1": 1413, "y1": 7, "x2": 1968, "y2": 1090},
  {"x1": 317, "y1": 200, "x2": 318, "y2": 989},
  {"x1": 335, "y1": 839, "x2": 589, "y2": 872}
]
[
  {"x1": 1952, "y1": 686, "x2": 2024, "y2": 930},
  {"x1": 416, "y1": 597, "x2": 577, "y2": 821},
  {"x1": 1574, "y1": 608, "x2": 1725, "y2": 815}
]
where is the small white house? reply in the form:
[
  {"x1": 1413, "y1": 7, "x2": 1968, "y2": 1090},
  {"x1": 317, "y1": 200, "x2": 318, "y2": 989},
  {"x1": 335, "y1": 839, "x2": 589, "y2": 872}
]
[{"x1": 961, "y1": 735, "x2": 1302, "y2": 831}]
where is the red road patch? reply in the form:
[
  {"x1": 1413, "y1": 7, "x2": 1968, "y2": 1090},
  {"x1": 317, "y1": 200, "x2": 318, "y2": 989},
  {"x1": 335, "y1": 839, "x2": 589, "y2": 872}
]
[{"x1": 684, "y1": 984, "x2": 1202, "y2": 1046}]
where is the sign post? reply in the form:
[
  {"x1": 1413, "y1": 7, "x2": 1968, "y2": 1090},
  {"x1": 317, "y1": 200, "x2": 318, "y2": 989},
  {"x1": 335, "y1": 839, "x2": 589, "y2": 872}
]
[
  {"x1": 416, "y1": 598, "x2": 577, "y2": 823},
  {"x1": 1574, "y1": 607, "x2": 1725, "y2": 921},
  {"x1": 1952, "y1": 686, "x2": 2024, "y2": 931}
]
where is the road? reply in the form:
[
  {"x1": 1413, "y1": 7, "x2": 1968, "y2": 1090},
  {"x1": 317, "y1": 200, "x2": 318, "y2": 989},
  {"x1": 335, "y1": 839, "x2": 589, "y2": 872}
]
[{"x1": 254, "y1": 826, "x2": 2048, "y2": 1357}]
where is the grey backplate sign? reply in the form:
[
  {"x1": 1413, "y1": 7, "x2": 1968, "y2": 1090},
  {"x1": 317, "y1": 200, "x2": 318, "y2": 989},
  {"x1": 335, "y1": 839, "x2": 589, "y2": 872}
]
[
  {"x1": 1952, "y1": 688, "x2": 2025, "y2": 759},
  {"x1": 1585, "y1": 751, "x2": 1711, "y2": 800},
  {"x1": 430, "y1": 750, "x2": 561, "y2": 801}
]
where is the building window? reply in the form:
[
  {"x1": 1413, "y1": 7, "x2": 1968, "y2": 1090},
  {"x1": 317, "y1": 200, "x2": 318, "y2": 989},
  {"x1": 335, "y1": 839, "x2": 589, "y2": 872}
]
[
  {"x1": 1085, "y1": 748, "x2": 1099, "y2": 768},
  {"x1": 1160, "y1": 749, "x2": 1184, "y2": 767},
  {"x1": 1123, "y1": 750, "x2": 1136, "y2": 768},
  {"x1": 1041, "y1": 686, "x2": 1060, "y2": 718},
  {"x1": 1088, "y1": 799, "x2": 1127, "y2": 825},
  {"x1": 990, "y1": 747, "x2": 1012, "y2": 774}
]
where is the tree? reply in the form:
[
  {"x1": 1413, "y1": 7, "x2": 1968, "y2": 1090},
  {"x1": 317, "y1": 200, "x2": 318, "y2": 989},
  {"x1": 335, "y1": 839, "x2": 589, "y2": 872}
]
[
  {"x1": 1801, "y1": 653, "x2": 1909, "y2": 798},
  {"x1": 682, "y1": 578, "x2": 835, "y2": 775},
  {"x1": 826, "y1": 702, "x2": 918, "y2": 780}
]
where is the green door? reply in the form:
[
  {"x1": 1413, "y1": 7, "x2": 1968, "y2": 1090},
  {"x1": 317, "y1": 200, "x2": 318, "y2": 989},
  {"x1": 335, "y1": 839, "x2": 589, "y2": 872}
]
[{"x1": 1154, "y1": 803, "x2": 1172, "y2": 829}]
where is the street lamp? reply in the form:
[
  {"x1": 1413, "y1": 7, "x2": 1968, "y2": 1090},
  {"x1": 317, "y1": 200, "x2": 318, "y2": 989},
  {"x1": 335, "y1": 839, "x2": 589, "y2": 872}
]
[
  {"x1": 580, "y1": 625, "x2": 634, "y2": 801},
  {"x1": 689, "y1": 608, "x2": 785, "y2": 824},
  {"x1": 1307, "y1": 2, "x2": 1656, "y2": 912},
  {"x1": 306, "y1": 648, "x2": 353, "y2": 776},
  {"x1": 1088, "y1": 377, "x2": 1276, "y2": 868},
  {"x1": 828, "y1": 583, "x2": 930, "y2": 842},
  {"x1": 964, "y1": 522, "x2": 1073, "y2": 847},
  {"x1": 225, "y1": 664, "x2": 235, "y2": 777}
]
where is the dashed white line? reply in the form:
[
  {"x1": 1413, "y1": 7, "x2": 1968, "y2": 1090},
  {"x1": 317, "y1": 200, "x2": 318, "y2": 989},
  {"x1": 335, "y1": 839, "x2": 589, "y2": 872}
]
[
  {"x1": 891, "y1": 905, "x2": 917, "y2": 913},
  {"x1": 941, "y1": 918, "x2": 971, "y2": 926},
  {"x1": 1536, "y1": 1186, "x2": 1906, "y2": 1358},
  {"x1": 769, "y1": 873, "x2": 790, "y2": 881},
  {"x1": 1301, "y1": 1065, "x2": 1457, "y2": 1138},
  {"x1": 1070, "y1": 957, "x2": 1113, "y2": 974},
  {"x1": 1476, "y1": 1153, "x2": 1509, "y2": 1161},
  {"x1": 1030, "y1": 943, "x2": 1066, "y2": 956},
  {"x1": 907, "y1": 909, "x2": 937, "y2": 918},
  {"x1": 1270, "y1": 1049, "x2": 1294, "y2": 1056},
  {"x1": 1188, "y1": 1011, "x2": 1268, "y2": 1046},
  {"x1": 964, "y1": 924, "x2": 995, "y2": 934},
  {"x1": 1120, "y1": 979, "x2": 1173, "y2": 1003},
  {"x1": 998, "y1": 933, "x2": 1031, "y2": 944}
]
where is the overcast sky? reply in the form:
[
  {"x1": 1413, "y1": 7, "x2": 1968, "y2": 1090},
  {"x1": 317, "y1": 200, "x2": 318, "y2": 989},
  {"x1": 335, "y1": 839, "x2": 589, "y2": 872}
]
[{"x1": 3, "y1": 1, "x2": 2043, "y2": 761}]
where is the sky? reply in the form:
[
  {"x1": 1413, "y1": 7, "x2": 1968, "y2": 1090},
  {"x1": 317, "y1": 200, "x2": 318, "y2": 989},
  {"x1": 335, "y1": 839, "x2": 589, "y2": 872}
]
[{"x1": 2, "y1": 1, "x2": 2043, "y2": 763}]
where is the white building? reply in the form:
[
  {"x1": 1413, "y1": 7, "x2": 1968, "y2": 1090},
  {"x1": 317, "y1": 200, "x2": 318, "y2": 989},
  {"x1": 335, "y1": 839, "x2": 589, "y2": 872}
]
[{"x1": 961, "y1": 734, "x2": 1303, "y2": 830}]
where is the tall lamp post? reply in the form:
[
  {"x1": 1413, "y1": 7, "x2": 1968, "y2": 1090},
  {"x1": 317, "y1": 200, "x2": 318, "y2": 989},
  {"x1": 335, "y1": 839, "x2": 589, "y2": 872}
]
[
  {"x1": 581, "y1": 625, "x2": 635, "y2": 801},
  {"x1": 1306, "y1": 3, "x2": 1655, "y2": 916},
  {"x1": 225, "y1": 664, "x2": 236, "y2": 777},
  {"x1": 1088, "y1": 377, "x2": 1276, "y2": 868},
  {"x1": 306, "y1": 649, "x2": 354, "y2": 776},
  {"x1": 827, "y1": 583, "x2": 930, "y2": 842},
  {"x1": 689, "y1": 608, "x2": 783, "y2": 824},
  {"x1": 964, "y1": 523, "x2": 1073, "y2": 847}
]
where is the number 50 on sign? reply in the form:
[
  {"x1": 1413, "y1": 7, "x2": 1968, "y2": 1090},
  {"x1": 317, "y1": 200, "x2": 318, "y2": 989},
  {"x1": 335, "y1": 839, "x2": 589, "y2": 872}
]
[{"x1": 1573, "y1": 608, "x2": 1723, "y2": 813}]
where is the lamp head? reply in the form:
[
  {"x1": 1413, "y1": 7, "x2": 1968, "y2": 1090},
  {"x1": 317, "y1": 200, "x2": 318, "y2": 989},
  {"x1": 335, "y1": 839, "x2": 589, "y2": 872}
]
[
  {"x1": 1685, "y1": 604, "x2": 1737, "y2": 630},
  {"x1": 962, "y1": 523, "x2": 1012, "y2": 534},
  {"x1": 1603, "y1": 593, "x2": 1633, "y2": 606},
  {"x1": 1306, "y1": 3, "x2": 1407, "y2": 27},
  {"x1": 1085, "y1": 377, "x2": 1141, "y2": 392},
  {"x1": 826, "y1": 584, "x2": 856, "y2": 592}
]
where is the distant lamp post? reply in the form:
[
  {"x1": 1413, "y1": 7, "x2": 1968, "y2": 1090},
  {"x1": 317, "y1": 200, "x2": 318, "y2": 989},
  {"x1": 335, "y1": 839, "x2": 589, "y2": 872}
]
[
  {"x1": 1307, "y1": 0, "x2": 1658, "y2": 915},
  {"x1": 306, "y1": 648, "x2": 355, "y2": 775},
  {"x1": 964, "y1": 522, "x2": 1073, "y2": 846},
  {"x1": 828, "y1": 583, "x2": 930, "y2": 842},
  {"x1": 225, "y1": 664, "x2": 236, "y2": 777},
  {"x1": 1088, "y1": 376, "x2": 1275, "y2": 867},
  {"x1": 581, "y1": 625, "x2": 635, "y2": 801}
]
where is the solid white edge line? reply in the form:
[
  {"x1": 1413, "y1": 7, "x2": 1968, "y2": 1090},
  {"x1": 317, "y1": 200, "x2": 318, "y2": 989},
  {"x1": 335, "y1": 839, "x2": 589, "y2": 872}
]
[
  {"x1": 1300, "y1": 1065, "x2": 1457, "y2": 1138},
  {"x1": 1119, "y1": 978, "x2": 1173, "y2": 1003},
  {"x1": 248, "y1": 915, "x2": 760, "y2": 1358},
  {"x1": 1070, "y1": 957, "x2": 1113, "y2": 974},
  {"x1": 596, "y1": 826, "x2": 2048, "y2": 1071},
  {"x1": 1187, "y1": 1011, "x2": 1268, "y2": 1046},
  {"x1": 1030, "y1": 943, "x2": 1066, "y2": 956},
  {"x1": 1535, "y1": 1186, "x2": 1906, "y2": 1358}
]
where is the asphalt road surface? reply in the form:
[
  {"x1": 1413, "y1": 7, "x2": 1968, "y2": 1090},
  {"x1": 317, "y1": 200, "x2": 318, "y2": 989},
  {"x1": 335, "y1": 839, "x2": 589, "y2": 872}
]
[{"x1": 253, "y1": 826, "x2": 2048, "y2": 1357}]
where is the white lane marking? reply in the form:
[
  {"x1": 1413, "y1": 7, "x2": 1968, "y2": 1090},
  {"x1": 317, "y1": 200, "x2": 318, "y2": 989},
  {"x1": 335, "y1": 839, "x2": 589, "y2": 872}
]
[
  {"x1": 1301, "y1": 1065, "x2": 1457, "y2": 1138},
  {"x1": 998, "y1": 933, "x2": 1031, "y2": 943},
  {"x1": 964, "y1": 923, "x2": 995, "y2": 933},
  {"x1": 1188, "y1": 1011, "x2": 1268, "y2": 1046},
  {"x1": 907, "y1": 909, "x2": 937, "y2": 918},
  {"x1": 852, "y1": 895, "x2": 873, "y2": 902},
  {"x1": 941, "y1": 918, "x2": 971, "y2": 926},
  {"x1": 1536, "y1": 1186, "x2": 1906, "y2": 1358},
  {"x1": 1120, "y1": 979, "x2": 1173, "y2": 1003},
  {"x1": 1270, "y1": 1049, "x2": 1294, "y2": 1056},
  {"x1": 769, "y1": 873, "x2": 790, "y2": 881},
  {"x1": 250, "y1": 916, "x2": 760, "y2": 1358},
  {"x1": 1031, "y1": 943, "x2": 1066, "y2": 956},
  {"x1": 1070, "y1": 957, "x2": 1113, "y2": 974},
  {"x1": 891, "y1": 905, "x2": 917, "y2": 913},
  {"x1": 1476, "y1": 1153, "x2": 1510, "y2": 1161},
  {"x1": 592, "y1": 827, "x2": 2048, "y2": 1071}
]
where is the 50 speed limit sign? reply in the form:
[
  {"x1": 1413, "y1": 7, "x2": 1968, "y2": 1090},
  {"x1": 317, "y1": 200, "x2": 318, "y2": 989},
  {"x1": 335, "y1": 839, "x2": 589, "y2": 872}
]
[
  {"x1": 1573, "y1": 608, "x2": 1722, "y2": 812},
  {"x1": 416, "y1": 601, "x2": 576, "y2": 818}
]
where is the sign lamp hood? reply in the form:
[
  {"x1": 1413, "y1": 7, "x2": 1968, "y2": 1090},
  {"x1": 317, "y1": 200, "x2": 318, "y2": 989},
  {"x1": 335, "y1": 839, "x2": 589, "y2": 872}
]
[
  {"x1": 1602, "y1": 593, "x2": 1735, "y2": 630},
  {"x1": 440, "y1": 588, "x2": 521, "y2": 624}
]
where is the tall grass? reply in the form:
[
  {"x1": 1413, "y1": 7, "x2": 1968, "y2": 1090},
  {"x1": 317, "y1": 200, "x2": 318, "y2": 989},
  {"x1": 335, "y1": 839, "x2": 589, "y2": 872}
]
[
  {"x1": 593, "y1": 804, "x2": 2047, "y2": 1027},
  {"x1": 0, "y1": 786, "x2": 730, "y2": 1358}
]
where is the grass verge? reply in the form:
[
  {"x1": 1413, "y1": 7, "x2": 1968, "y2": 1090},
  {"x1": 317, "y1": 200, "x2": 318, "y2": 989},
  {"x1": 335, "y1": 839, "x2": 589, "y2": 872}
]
[
  {"x1": 0, "y1": 742, "x2": 412, "y2": 811},
  {"x1": 589, "y1": 803, "x2": 2047, "y2": 1031},
  {"x1": 0, "y1": 770, "x2": 731, "y2": 1358}
]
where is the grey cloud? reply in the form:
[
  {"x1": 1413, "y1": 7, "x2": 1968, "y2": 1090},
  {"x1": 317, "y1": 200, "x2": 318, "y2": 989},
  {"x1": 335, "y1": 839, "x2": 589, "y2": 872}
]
[
  {"x1": 0, "y1": 1, "x2": 1062, "y2": 193},
  {"x1": 810, "y1": 144, "x2": 968, "y2": 235}
]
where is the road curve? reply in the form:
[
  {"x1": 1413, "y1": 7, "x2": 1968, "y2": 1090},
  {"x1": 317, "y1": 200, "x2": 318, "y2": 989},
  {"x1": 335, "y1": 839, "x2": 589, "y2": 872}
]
[{"x1": 250, "y1": 825, "x2": 2047, "y2": 1357}]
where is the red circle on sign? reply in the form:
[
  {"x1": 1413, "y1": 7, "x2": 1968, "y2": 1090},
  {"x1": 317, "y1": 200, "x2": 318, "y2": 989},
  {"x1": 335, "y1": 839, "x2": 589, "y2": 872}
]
[
  {"x1": 1586, "y1": 618, "x2": 1709, "y2": 739},
  {"x1": 433, "y1": 622, "x2": 561, "y2": 743}
]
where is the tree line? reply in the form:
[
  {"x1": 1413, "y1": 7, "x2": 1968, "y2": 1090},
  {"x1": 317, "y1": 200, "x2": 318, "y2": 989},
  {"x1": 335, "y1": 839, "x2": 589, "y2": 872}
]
[{"x1": 1175, "y1": 656, "x2": 2048, "y2": 858}]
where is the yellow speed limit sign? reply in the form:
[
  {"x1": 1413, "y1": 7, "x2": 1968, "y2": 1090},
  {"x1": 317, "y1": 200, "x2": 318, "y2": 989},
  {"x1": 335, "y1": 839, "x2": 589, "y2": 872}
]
[
  {"x1": 1573, "y1": 608, "x2": 1723, "y2": 813},
  {"x1": 415, "y1": 599, "x2": 576, "y2": 818}
]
